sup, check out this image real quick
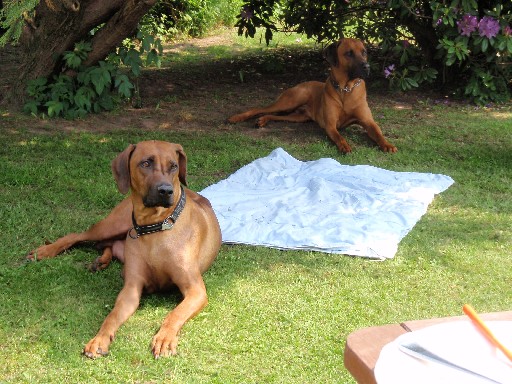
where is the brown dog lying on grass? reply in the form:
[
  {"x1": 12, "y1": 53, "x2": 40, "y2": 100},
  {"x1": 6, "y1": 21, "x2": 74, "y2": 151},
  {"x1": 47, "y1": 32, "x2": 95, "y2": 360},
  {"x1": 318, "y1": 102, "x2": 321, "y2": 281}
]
[
  {"x1": 28, "y1": 141, "x2": 222, "y2": 358},
  {"x1": 228, "y1": 38, "x2": 397, "y2": 154}
]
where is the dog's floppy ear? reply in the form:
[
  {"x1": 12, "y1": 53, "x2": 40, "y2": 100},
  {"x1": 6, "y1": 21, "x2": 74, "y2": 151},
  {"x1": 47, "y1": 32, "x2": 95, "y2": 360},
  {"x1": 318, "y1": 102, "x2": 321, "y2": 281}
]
[
  {"x1": 111, "y1": 144, "x2": 136, "y2": 194},
  {"x1": 175, "y1": 144, "x2": 188, "y2": 186},
  {"x1": 323, "y1": 40, "x2": 341, "y2": 67}
]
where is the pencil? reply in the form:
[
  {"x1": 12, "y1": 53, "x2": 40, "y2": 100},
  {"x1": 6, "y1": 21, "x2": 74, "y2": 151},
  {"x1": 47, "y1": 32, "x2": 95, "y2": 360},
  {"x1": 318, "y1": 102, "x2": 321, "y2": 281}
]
[{"x1": 463, "y1": 304, "x2": 512, "y2": 363}]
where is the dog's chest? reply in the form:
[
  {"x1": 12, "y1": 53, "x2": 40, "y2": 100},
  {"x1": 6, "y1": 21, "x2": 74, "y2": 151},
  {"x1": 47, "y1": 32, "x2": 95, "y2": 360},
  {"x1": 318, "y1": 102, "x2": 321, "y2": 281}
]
[{"x1": 126, "y1": 235, "x2": 183, "y2": 291}]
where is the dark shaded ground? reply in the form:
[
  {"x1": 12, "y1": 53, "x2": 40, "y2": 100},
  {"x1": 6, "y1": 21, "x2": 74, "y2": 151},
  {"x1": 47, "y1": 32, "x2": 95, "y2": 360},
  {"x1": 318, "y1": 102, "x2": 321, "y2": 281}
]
[{"x1": 0, "y1": 32, "x2": 456, "y2": 146}]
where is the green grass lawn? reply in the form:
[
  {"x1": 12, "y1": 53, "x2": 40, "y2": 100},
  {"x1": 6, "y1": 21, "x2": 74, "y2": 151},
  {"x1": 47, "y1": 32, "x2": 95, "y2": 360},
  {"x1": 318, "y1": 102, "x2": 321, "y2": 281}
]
[{"x1": 0, "y1": 29, "x2": 511, "y2": 383}]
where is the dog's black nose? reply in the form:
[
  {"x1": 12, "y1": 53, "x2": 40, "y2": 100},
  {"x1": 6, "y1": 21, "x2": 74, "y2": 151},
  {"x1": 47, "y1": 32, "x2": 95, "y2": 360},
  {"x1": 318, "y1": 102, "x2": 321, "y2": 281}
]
[{"x1": 157, "y1": 184, "x2": 174, "y2": 197}]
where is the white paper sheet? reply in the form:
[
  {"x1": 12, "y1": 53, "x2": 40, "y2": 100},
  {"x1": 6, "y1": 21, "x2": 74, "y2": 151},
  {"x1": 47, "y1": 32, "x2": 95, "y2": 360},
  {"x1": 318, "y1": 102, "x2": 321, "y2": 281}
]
[{"x1": 375, "y1": 321, "x2": 512, "y2": 384}]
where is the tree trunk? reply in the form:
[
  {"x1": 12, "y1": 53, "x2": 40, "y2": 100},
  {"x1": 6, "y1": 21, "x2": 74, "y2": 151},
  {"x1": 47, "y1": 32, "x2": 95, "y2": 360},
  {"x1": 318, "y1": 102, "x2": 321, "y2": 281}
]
[{"x1": 6, "y1": 0, "x2": 156, "y2": 106}]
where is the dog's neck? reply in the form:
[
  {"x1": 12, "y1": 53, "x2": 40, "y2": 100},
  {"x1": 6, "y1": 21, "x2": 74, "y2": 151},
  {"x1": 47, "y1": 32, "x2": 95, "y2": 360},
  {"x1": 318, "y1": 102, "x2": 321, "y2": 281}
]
[{"x1": 329, "y1": 75, "x2": 363, "y2": 94}]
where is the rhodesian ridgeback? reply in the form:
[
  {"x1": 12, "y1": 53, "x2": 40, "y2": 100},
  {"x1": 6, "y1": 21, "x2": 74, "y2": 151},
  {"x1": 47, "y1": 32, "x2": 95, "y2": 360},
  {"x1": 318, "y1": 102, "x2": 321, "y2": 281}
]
[
  {"x1": 27, "y1": 141, "x2": 221, "y2": 358},
  {"x1": 228, "y1": 38, "x2": 397, "y2": 154}
]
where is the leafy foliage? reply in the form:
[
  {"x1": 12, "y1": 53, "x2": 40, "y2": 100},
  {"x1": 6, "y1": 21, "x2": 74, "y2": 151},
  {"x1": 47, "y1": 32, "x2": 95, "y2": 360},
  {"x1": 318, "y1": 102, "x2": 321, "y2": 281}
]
[
  {"x1": 140, "y1": 0, "x2": 243, "y2": 38},
  {"x1": 234, "y1": 0, "x2": 278, "y2": 44},
  {"x1": 23, "y1": 32, "x2": 162, "y2": 118},
  {"x1": 235, "y1": 0, "x2": 512, "y2": 104},
  {"x1": 0, "y1": 0, "x2": 38, "y2": 46}
]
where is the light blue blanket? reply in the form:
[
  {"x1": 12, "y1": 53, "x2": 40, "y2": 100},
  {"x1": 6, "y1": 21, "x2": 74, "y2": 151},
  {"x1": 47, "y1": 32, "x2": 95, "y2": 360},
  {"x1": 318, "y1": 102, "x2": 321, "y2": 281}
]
[{"x1": 200, "y1": 148, "x2": 454, "y2": 259}]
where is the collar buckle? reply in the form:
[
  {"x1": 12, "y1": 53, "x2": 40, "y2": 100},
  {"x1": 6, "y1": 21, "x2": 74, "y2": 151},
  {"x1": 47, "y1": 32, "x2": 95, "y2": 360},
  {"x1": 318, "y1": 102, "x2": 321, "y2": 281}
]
[{"x1": 161, "y1": 219, "x2": 174, "y2": 231}]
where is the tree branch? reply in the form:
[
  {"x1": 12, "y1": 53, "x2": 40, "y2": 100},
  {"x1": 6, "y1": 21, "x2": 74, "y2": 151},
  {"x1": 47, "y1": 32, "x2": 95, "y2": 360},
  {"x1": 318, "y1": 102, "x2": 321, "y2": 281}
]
[{"x1": 82, "y1": 0, "x2": 157, "y2": 67}]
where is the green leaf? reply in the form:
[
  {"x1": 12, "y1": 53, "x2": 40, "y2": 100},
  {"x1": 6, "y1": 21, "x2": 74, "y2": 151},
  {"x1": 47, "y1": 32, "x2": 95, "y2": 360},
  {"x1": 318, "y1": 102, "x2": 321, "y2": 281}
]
[
  {"x1": 115, "y1": 74, "x2": 134, "y2": 98},
  {"x1": 74, "y1": 86, "x2": 95, "y2": 110},
  {"x1": 146, "y1": 50, "x2": 161, "y2": 67},
  {"x1": 74, "y1": 41, "x2": 92, "y2": 54},
  {"x1": 89, "y1": 67, "x2": 111, "y2": 95},
  {"x1": 97, "y1": 94, "x2": 114, "y2": 111},
  {"x1": 123, "y1": 49, "x2": 143, "y2": 77},
  {"x1": 44, "y1": 100, "x2": 64, "y2": 117},
  {"x1": 77, "y1": 70, "x2": 90, "y2": 86},
  {"x1": 481, "y1": 39, "x2": 488, "y2": 53},
  {"x1": 63, "y1": 51, "x2": 82, "y2": 69},
  {"x1": 142, "y1": 36, "x2": 152, "y2": 53},
  {"x1": 406, "y1": 78, "x2": 419, "y2": 87},
  {"x1": 26, "y1": 77, "x2": 48, "y2": 97},
  {"x1": 496, "y1": 39, "x2": 506, "y2": 51},
  {"x1": 23, "y1": 100, "x2": 40, "y2": 115}
]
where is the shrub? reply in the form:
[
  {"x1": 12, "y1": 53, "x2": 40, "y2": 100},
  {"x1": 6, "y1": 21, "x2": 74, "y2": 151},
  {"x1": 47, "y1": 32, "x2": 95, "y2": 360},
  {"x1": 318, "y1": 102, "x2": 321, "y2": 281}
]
[
  {"x1": 23, "y1": 32, "x2": 162, "y2": 119},
  {"x1": 141, "y1": 0, "x2": 243, "y2": 38},
  {"x1": 235, "y1": 0, "x2": 512, "y2": 104}
]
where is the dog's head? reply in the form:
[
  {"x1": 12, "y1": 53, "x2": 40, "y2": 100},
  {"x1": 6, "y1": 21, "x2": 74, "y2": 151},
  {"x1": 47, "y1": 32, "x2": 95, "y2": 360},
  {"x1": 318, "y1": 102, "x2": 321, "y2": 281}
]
[
  {"x1": 323, "y1": 38, "x2": 370, "y2": 80},
  {"x1": 111, "y1": 141, "x2": 187, "y2": 208}
]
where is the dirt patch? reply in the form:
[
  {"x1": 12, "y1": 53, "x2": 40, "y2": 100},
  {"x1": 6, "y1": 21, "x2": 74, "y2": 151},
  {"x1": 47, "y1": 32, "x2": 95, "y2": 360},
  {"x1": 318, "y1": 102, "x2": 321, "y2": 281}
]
[{"x1": 0, "y1": 31, "x2": 449, "y2": 145}]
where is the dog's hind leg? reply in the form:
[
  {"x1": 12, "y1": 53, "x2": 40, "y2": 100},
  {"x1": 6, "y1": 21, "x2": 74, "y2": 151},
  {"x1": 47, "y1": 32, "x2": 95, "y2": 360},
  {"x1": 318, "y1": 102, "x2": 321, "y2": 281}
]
[
  {"x1": 89, "y1": 239, "x2": 126, "y2": 272},
  {"x1": 227, "y1": 83, "x2": 315, "y2": 123},
  {"x1": 89, "y1": 246, "x2": 113, "y2": 272},
  {"x1": 256, "y1": 110, "x2": 312, "y2": 127}
]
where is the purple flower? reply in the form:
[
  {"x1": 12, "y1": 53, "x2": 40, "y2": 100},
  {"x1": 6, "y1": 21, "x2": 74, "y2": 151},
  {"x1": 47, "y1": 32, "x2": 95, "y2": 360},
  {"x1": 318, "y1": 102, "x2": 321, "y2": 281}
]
[
  {"x1": 240, "y1": 6, "x2": 253, "y2": 20},
  {"x1": 457, "y1": 14, "x2": 478, "y2": 36},
  {"x1": 503, "y1": 25, "x2": 512, "y2": 37},
  {"x1": 384, "y1": 64, "x2": 395, "y2": 79},
  {"x1": 436, "y1": 18, "x2": 443, "y2": 26},
  {"x1": 478, "y1": 16, "x2": 500, "y2": 39}
]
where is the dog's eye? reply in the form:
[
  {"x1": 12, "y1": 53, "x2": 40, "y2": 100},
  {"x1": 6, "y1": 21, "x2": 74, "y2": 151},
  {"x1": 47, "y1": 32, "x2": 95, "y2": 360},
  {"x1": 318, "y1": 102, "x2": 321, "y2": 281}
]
[
  {"x1": 170, "y1": 162, "x2": 178, "y2": 172},
  {"x1": 345, "y1": 50, "x2": 354, "y2": 58},
  {"x1": 140, "y1": 160, "x2": 152, "y2": 168}
]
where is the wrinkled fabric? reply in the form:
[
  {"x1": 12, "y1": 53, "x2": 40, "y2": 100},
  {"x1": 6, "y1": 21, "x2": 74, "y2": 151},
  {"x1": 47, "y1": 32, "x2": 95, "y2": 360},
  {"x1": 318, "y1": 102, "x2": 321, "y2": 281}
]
[{"x1": 200, "y1": 148, "x2": 454, "y2": 259}]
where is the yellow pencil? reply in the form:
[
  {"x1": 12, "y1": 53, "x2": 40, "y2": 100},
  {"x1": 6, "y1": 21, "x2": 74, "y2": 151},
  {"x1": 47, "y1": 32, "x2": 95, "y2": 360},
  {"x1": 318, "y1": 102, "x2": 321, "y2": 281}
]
[{"x1": 463, "y1": 304, "x2": 512, "y2": 363}]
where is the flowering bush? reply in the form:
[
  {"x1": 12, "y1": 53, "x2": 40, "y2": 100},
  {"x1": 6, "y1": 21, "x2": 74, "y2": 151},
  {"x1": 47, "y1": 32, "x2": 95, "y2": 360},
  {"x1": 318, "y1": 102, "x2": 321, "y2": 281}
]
[
  {"x1": 478, "y1": 16, "x2": 501, "y2": 39},
  {"x1": 457, "y1": 14, "x2": 478, "y2": 37},
  {"x1": 235, "y1": 0, "x2": 512, "y2": 104},
  {"x1": 428, "y1": 2, "x2": 511, "y2": 104}
]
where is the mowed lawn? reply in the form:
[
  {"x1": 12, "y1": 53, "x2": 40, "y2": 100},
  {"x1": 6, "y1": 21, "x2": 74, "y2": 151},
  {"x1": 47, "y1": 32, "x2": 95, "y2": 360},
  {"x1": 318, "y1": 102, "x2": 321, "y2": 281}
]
[{"x1": 0, "y1": 29, "x2": 511, "y2": 383}]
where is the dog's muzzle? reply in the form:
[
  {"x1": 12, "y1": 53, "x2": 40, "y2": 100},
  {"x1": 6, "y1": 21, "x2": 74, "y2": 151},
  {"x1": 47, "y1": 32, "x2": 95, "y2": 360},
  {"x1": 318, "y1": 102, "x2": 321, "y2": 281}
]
[
  {"x1": 143, "y1": 183, "x2": 175, "y2": 208},
  {"x1": 349, "y1": 62, "x2": 370, "y2": 80}
]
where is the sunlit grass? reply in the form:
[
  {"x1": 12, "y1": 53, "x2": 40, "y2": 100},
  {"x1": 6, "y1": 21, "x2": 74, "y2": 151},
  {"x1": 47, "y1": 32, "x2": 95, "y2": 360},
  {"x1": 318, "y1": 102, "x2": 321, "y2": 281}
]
[{"x1": 0, "y1": 28, "x2": 510, "y2": 383}]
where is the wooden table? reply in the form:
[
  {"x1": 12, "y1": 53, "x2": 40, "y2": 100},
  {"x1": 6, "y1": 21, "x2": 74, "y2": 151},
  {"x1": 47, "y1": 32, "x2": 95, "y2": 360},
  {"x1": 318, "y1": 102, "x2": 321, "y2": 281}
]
[{"x1": 344, "y1": 311, "x2": 512, "y2": 384}]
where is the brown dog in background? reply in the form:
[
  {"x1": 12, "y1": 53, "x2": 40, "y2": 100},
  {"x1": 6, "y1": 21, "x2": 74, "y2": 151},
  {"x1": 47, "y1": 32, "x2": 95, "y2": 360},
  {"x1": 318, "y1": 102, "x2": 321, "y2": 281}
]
[
  {"x1": 228, "y1": 38, "x2": 397, "y2": 154},
  {"x1": 27, "y1": 141, "x2": 221, "y2": 358}
]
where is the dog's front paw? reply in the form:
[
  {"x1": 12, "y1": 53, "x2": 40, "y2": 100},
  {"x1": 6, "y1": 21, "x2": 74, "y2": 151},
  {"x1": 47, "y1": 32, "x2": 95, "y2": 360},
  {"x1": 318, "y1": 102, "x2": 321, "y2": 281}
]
[
  {"x1": 83, "y1": 335, "x2": 111, "y2": 359},
  {"x1": 151, "y1": 330, "x2": 179, "y2": 358},
  {"x1": 336, "y1": 140, "x2": 352, "y2": 154},
  {"x1": 255, "y1": 117, "x2": 268, "y2": 128},
  {"x1": 26, "y1": 243, "x2": 57, "y2": 261},
  {"x1": 227, "y1": 114, "x2": 244, "y2": 123},
  {"x1": 380, "y1": 142, "x2": 398, "y2": 153}
]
